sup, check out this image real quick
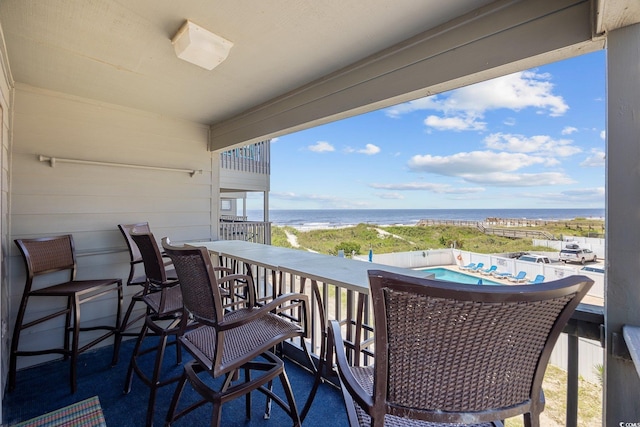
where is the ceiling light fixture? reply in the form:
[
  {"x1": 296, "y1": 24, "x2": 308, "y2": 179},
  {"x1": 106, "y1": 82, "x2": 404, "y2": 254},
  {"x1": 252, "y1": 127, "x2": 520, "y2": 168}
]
[{"x1": 171, "y1": 20, "x2": 233, "y2": 70}]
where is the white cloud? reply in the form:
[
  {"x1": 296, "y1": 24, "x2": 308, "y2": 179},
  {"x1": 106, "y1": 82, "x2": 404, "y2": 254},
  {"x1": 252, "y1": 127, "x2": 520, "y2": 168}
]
[
  {"x1": 443, "y1": 71, "x2": 568, "y2": 116},
  {"x1": 561, "y1": 126, "x2": 578, "y2": 135},
  {"x1": 407, "y1": 151, "x2": 547, "y2": 175},
  {"x1": 522, "y1": 187, "x2": 604, "y2": 204},
  {"x1": 371, "y1": 182, "x2": 448, "y2": 191},
  {"x1": 461, "y1": 172, "x2": 576, "y2": 186},
  {"x1": 271, "y1": 192, "x2": 339, "y2": 202},
  {"x1": 377, "y1": 192, "x2": 405, "y2": 200},
  {"x1": 270, "y1": 191, "x2": 370, "y2": 208},
  {"x1": 308, "y1": 141, "x2": 334, "y2": 153},
  {"x1": 424, "y1": 115, "x2": 486, "y2": 131},
  {"x1": 370, "y1": 182, "x2": 485, "y2": 195},
  {"x1": 385, "y1": 71, "x2": 568, "y2": 132},
  {"x1": 384, "y1": 97, "x2": 440, "y2": 118},
  {"x1": 580, "y1": 149, "x2": 605, "y2": 167},
  {"x1": 358, "y1": 144, "x2": 381, "y2": 155},
  {"x1": 406, "y1": 150, "x2": 576, "y2": 187},
  {"x1": 438, "y1": 187, "x2": 486, "y2": 194},
  {"x1": 344, "y1": 144, "x2": 381, "y2": 155},
  {"x1": 561, "y1": 187, "x2": 605, "y2": 198},
  {"x1": 503, "y1": 117, "x2": 516, "y2": 126},
  {"x1": 483, "y1": 133, "x2": 581, "y2": 157},
  {"x1": 600, "y1": 130, "x2": 606, "y2": 140}
]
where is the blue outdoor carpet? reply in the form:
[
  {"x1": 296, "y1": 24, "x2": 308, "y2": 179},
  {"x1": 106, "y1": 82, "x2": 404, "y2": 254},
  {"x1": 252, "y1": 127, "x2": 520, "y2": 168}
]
[{"x1": 4, "y1": 337, "x2": 348, "y2": 427}]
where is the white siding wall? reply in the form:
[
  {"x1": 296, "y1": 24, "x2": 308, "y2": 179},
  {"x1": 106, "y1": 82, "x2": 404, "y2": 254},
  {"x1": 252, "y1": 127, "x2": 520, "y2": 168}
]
[
  {"x1": 0, "y1": 25, "x2": 12, "y2": 420},
  {"x1": 219, "y1": 167, "x2": 269, "y2": 192},
  {"x1": 9, "y1": 85, "x2": 217, "y2": 369}
]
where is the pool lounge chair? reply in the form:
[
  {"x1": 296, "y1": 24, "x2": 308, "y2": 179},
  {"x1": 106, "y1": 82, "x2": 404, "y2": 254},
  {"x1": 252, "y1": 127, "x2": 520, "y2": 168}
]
[
  {"x1": 528, "y1": 274, "x2": 545, "y2": 284},
  {"x1": 508, "y1": 271, "x2": 528, "y2": 283},
  {"x1": 480, "y1": 265, "x2": 497, "y2": 275},
  {"x1": 458, "y1": 262, "x2": 476, "y2": 271},
  {"x1": 468, "y1": 262, "x2": 484, "y2": 271},
  {"x1": 493, "y1": 271, "x2": 513, "y2": 279}
]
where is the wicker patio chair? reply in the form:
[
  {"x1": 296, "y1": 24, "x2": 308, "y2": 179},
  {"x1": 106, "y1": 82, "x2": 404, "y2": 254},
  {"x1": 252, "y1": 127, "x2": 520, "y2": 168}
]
[
  {"x1": 162, "y1": 238, "x2": 309, "y2": 427},
  {"x1": 10, "y1": 235, "x2": 123, "y2": 393},
  {"x1": 330, "y1": 270, "x2": 594, "y2": 427},
  {"x1": 123, "y1": 230, "x2": 184, "y2": 427},
  {"x1": 116, "y1": 222, "x2": 176, "y2": 344}
]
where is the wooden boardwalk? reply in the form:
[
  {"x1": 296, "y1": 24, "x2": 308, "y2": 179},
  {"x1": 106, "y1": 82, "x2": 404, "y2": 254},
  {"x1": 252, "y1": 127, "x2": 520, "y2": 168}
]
[{"x1": 416, "y1": 218, "x2": 556, "y2": 240}]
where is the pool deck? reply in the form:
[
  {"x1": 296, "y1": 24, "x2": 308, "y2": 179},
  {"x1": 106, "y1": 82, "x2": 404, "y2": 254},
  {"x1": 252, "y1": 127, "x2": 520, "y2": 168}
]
[{"x1": 434, "y1": 265, "x2": 604, "y2": 306}]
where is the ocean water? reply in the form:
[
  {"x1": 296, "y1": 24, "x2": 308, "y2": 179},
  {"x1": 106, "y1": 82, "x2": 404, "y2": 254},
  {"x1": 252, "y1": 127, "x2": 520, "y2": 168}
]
[{"x1": 247, "y1": 208, "x2": 605, "y2": 230}]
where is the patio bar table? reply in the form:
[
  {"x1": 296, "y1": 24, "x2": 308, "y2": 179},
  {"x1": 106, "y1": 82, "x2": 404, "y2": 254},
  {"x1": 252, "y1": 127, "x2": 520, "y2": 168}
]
[
  {"x1": 186, "y1": 240, "x2": 431, "y2": 290},
  {"x1": 185, "y1": 240, "x2": 324, "y2": 304}
]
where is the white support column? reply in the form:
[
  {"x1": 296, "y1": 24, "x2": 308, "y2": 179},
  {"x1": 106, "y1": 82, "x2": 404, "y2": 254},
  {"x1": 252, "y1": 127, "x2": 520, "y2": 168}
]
[
  {"x1": 263, "y1": 191, "x2": 269, "y2": 223},
  {"x1": 605, "y1": 22, "x2": 640, "y2": 425},
  {"x1": 211, "y1": 152, "x2": 221, "y2": 240},
  {"x1": 242, "y1": 197, "x2": 247, "y2": 219},
  {"x1": 263, "y1": 191, "x2": 270, "y2": 245}
]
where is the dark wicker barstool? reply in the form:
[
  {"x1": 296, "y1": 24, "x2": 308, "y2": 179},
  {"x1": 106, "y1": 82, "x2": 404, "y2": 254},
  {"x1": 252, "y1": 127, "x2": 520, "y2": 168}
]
[
  {"x1": 116, "y1": 223, "x2": 176, "y2": 346},
  {"x1": 162, "y1": 238, "x2": 309, "y2": 427},
  {"x1": 123, "y1": 230, "x2": 184, "y2": 427},
  {"x1": 330, "y1": 270, "x2": 594, "y2": 427},
  {"x1": 10, "y1": 235, "x2": 123, "y2": 393}
]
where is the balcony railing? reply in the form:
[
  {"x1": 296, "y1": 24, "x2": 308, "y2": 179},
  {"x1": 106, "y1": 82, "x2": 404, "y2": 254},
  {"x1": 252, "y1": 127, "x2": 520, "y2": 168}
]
[
  {"x1": 220, "y1": 140, "x2": 270, "y2": 175},
  {"x1": 212, "y1": 243, "x2": 605, "y2": 427},
  {"x1": 219, "y1": 220, "x2": 271, "y2": 244}
]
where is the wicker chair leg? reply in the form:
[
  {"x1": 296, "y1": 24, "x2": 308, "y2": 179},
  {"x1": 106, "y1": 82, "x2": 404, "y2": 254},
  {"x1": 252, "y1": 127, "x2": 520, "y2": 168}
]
[
  {"x1": 164, "y1": 369, "x2": 190, "y2": 427},
  {"x1": 263, "y1": 379, "x2": 272, "y2": 419},
  {"x1": 245, "y1": 367, "x2": 252, "y2": 419},
  {"x1": 70, "y1": 296, "x2": 81, "y2": 393},
  {"x1": 119, "y1": 294, "x2": 144, "y2": 335},
  {"x1": 124, "y1": 320, "x2": 147, "y2": 393},
  {"x1": 145, "y1": 330, "x2": 172, "y2": 427},
  {"x1": 524, "y1": 412, "x2": 539, "y2": 427},
  {"x1": 210, "y1": 404, "x2": 223, "y2": 427},
  {"x1": 7, "y1": 290, "x2": 30, "y2": 392},
  {"x1": 110, "y1": 284, "x2": 123, "y2": 366},
  {"x1": 278, "y1": 370, "x2": 301, "y2": 427},
  {"x1": 299, "y1": 335, "x2": 325, "y2": 421},
  {"x1": 64, "y1": 297, "x2": 72, "y2": 361}
]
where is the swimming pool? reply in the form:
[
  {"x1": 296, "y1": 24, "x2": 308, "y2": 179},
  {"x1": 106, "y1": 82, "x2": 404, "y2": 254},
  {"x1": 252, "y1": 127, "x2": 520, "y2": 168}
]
[{"x1": 420, "y1": 267, "x2": 502, "y2": 285}]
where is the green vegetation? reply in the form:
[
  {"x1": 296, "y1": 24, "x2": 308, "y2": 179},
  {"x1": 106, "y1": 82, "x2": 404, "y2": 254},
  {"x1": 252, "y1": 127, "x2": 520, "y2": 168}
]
[
  {"x1": 271, "y1": 218, "x2": 605, "y2": 255},
  {"x1": 273, "y1": 222, "x2": 568, "y2": 255},
  {"x1": 334, "y1": 241, "x2": 361, "y2": 256},
  {"x1": 271, "y1": 225, "x2": 294, "y2": 249},
  {"x1": 505, "y1": 364, "x2": 602, "y2": 427}
]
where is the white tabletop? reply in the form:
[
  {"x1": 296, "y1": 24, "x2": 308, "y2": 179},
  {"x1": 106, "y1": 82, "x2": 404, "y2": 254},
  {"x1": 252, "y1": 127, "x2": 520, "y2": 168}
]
[
  {"x1": 187, "y1": 240, "x2": 317, "y2": 269},
  {"x1": 184, "y1": 240, "x2": 432, "y2": 294}
]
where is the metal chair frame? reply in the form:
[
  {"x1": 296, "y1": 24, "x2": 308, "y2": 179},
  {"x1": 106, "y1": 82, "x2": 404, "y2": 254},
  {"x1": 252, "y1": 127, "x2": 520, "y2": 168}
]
[
  {"x1": 10, "y1": 234, "x2": 122, "y2": 393},
  {"x1": 117, "y1": 222, "x2": 175, "y2": 345},
  {"x1": 330, "y1": 270, "x2": 594, "y2": 427},
  {"x1": 162, "y1": 239, "x2": 311, "y2": 427},
  {"x1": 123, "y1": 230, "x2": 183, "y2": 427}
]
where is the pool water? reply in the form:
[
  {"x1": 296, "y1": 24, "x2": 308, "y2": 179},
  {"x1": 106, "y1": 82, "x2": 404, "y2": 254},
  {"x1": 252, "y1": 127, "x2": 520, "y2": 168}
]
[{"x1": 421, "y1": 267, "x2": 502, "y2": 286}]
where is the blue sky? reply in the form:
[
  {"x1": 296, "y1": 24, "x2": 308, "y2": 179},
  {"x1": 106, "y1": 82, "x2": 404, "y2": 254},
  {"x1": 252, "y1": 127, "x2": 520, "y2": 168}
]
[{"x1": 259, "y1": 50, "x2": 605, "y2": 210}]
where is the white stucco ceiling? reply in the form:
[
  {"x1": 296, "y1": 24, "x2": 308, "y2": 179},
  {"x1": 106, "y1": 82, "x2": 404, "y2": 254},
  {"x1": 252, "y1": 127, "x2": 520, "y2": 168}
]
[
  {"x1": 0, "y1": 0, "x2": 494, "y2": 124},
  {"x1": 1, "y1": 0, "x2": 638, "y2": 148}
]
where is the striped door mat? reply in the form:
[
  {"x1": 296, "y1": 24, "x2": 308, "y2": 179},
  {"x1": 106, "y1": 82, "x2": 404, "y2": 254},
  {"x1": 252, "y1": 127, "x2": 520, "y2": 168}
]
[{"x1": 14, "y1": 396, "x2": 106, "y2": 427}]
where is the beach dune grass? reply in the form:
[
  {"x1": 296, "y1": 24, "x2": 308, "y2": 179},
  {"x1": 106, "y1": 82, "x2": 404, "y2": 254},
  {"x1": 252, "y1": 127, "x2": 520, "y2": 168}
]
[{"x1": 274, "y1": 223, "x2": 554, "y2": 255}]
